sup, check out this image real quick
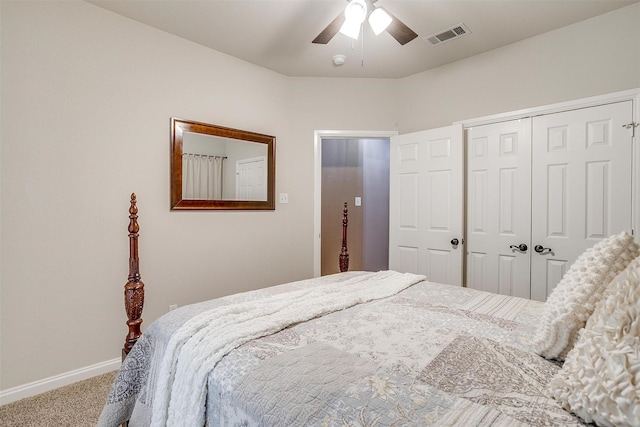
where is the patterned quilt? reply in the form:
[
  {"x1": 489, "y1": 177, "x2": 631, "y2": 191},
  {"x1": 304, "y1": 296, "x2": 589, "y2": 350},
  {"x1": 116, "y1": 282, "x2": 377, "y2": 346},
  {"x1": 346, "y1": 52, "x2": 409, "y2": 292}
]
[{"x1": 99, "y1": 272, "x2": 585, "y2": 426}]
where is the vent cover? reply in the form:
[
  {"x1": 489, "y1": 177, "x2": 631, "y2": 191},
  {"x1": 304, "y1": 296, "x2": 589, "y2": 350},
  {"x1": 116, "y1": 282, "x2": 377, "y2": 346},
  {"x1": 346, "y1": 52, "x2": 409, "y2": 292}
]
[{"x1": 424, "y1": 23, "x2": 471, "y2": 46}]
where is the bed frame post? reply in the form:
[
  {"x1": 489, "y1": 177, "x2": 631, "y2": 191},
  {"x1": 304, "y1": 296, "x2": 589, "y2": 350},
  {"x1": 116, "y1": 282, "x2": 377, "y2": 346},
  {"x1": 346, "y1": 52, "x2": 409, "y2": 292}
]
[
  {"x1": 339, "y1": 202, "x2": 349, "y2": 272},
  {"x1": 122, "y1": 193, "x2": 145, "y2": 360}
]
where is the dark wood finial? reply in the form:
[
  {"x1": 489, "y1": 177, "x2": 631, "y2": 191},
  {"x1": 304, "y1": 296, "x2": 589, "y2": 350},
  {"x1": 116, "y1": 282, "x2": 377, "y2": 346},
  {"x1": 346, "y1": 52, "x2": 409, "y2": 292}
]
[
  {"x1": 339, "y1": 202, "x2": 349, "y2": 272},
  {"x1": 123, "y1": 193, "x2": 145, "y2": 359}
]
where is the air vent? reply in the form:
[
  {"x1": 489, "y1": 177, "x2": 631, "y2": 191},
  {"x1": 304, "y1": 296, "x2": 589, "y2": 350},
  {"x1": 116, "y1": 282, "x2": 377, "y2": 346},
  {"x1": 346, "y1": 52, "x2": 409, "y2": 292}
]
[{"x1": 423, "y1": 23, "x2": 471, "y2": 46}]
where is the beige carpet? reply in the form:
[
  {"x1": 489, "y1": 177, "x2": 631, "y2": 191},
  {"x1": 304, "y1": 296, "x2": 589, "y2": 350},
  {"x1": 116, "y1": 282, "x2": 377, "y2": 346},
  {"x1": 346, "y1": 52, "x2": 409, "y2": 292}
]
[{"x1": 0, "y1": 371, "x2": 116, "y2": 426}]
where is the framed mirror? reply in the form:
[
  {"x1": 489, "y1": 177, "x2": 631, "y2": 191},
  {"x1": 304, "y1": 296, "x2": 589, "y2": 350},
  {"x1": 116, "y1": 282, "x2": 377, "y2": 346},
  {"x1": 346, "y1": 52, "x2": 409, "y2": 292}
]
[{"x1": 171, "y1": 118, "x2": 275, "y2": 210}]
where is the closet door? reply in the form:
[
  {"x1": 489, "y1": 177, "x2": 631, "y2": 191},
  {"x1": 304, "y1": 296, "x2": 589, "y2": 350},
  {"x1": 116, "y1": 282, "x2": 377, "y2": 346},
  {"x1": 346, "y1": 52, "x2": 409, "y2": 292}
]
[
  {"x1": 466, "y1": 119, "x2": 532, "y2": 298},
  {"x1": 389, "y1": 125, "x2": 464, "y2": 285},
  {"x1": 530, "y1": 101, "x2": 634, "y2": 301}
]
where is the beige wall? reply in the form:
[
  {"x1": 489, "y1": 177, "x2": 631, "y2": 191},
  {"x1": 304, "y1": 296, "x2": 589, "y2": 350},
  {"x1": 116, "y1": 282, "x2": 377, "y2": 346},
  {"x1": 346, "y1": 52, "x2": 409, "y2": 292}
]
[
  {"x1": 1, "y1": 1, "x2": 638, "y2": 391},
  {"x1": 397, "y1": 3, "x2": 640, "y2": 132},
  {"x1": 0, "y1": 1, "x2": 398, "y2": 390}
]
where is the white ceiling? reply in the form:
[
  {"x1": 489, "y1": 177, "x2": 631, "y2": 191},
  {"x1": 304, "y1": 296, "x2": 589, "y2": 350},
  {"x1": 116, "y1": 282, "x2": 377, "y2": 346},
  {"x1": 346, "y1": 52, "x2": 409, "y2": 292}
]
[{"x1": 88, "y1": 0, "x2": 638, "y2": 79}]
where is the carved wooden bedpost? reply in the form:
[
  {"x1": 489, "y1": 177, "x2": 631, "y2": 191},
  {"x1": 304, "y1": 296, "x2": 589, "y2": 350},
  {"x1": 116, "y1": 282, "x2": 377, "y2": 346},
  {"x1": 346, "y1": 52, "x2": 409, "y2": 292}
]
[
  {"x1": 339, "y1": 202, "x2": 349, "y2": 272},
  {"x1": 122, "y1": 193, "x2": 145, "y2": 360}
]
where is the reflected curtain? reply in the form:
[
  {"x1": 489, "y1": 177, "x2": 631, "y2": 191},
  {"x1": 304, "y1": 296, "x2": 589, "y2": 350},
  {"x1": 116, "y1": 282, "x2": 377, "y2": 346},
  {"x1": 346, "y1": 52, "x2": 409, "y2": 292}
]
[{"x1": 182, "y1": 153, "x2": 224, "y2": 200}]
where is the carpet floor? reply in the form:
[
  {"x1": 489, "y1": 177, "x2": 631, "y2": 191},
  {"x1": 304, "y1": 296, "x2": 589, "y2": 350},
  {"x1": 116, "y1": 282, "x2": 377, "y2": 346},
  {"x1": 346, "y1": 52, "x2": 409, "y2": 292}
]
[{"x1": 0, "y1": 371, "x2": 116, "y2": 426}]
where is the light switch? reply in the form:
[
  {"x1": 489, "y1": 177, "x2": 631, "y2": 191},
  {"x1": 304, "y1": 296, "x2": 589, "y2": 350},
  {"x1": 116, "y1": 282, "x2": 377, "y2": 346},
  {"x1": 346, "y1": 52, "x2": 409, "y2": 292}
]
[
  {"x1": 279, "y1": 193, "x2": 289, "y2": 204},
  {"x1": 355, "y1": 196, "x2": 362, "y2": 206}
]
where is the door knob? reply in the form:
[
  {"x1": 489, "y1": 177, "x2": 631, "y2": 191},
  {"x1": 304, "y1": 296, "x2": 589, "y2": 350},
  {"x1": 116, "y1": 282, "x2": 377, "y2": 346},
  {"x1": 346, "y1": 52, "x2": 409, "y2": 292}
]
[
  {"x1": 509, "y1": 244, "x2": 528, "y2": 252},
  {"x1": 534, "y1": 245, "x2": 552, "y2": 254},
  {"x1": 451, "y1": 238, "x2": 459, "y2": 246}
]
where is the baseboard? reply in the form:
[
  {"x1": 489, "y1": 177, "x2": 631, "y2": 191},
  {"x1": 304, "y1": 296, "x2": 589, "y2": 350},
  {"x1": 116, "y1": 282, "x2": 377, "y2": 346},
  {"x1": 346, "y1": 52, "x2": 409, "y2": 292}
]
[{"x1": 0, "y1": 358, "x2": 121, "y2": 406}]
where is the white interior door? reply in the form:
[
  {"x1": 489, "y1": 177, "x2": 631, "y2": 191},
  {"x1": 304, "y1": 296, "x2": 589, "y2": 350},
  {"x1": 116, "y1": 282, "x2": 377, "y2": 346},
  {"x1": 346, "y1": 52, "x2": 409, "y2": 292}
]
[
  {"x1": 389, "y1": 124, "x2": 463, "y2": 285},
  {"x1": 466, "y1": 119, "x2": 532, "y2": 298},
  {"x1": 530, "y1": 101, "x2": 634, "y2": 301},
  {"x1": 236, "y1": 156, "x2": 266, "y2": 200}
]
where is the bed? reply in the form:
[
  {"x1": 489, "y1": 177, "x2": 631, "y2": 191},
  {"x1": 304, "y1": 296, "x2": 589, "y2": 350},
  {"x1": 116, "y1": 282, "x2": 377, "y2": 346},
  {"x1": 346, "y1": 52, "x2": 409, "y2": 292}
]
[{"x1": 99, "y1": 194, "x2": 640, "y2": 427}]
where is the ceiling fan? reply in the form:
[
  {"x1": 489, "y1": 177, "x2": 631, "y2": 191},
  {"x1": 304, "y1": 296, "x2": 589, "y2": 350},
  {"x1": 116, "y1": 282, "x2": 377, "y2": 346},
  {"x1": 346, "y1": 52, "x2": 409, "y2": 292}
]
[{"x1": 312, "y1": 0, "x2": 418, "y2": 45}]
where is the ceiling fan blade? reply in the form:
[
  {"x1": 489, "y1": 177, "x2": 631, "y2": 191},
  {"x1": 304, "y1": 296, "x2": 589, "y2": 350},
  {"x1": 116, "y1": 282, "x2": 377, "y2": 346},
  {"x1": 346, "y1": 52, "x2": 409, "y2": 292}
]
[
  {"x1": 312, "y1": 12, "x2": 346, "y2": 44},
  {"x1": 381, "y1": 7, "x2": 418, "y2": 45}
]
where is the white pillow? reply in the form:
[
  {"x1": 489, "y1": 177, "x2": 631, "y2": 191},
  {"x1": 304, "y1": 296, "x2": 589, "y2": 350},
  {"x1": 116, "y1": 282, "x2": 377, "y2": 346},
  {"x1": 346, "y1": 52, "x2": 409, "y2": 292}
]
[
  {"x1": 548, "y1": 256, "x2": 640, "y2": 427},
  {"x1": 532, "y1": 231, "x2": 639, "y2": 360}
]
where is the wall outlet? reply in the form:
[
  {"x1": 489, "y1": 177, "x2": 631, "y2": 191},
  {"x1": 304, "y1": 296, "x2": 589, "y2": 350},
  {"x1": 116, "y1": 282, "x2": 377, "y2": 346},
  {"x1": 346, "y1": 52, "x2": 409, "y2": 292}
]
[
  {"x1": 279, "y1": 193, "x2": 289, "y2": 204},
  {"x1": 169, "y1": 304, "x2": 178, "y2": 311}
]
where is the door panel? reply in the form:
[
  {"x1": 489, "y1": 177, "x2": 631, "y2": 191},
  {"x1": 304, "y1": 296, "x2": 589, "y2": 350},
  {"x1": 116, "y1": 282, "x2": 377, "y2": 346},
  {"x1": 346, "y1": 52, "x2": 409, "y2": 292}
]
[
  {"x1": 530, "y1": 101, "x2": 634, "y2": 301},
  {"x1": 395, "y1": 246, "x2": 419, "y2": 273},
  {"x1": 389, "y1": 125, "x2": 463, "y2": 285},
  {"x1": 466, "y1": 119, "x2": 532, "y2": 298},
  {"x1": 236, "y1": 157, "x2": 266, "y2": 200}
]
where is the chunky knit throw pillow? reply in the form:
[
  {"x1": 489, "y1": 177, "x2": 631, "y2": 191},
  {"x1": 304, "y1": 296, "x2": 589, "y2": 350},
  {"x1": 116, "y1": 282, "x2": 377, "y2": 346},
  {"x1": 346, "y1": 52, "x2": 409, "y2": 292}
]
[
  {"x1": 532, "y1": 231, "x2": 639, "y2": 360},
  {"x1": 548, "y1": 256, "x2": 640, "y2": 427}
]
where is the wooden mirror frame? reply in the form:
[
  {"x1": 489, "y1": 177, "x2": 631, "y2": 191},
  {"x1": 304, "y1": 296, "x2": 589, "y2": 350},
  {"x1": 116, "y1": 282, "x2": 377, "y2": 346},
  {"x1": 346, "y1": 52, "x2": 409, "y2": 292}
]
[{"x1": 170, "y1": 118, "x2": 275, "y2": 210}]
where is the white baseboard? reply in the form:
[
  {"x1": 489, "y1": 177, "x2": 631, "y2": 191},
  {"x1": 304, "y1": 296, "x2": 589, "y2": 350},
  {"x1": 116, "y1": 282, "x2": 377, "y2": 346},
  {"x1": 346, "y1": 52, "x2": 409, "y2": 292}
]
[{"x1": 0, "y1": 358, "x2": 121, "y2": 406}]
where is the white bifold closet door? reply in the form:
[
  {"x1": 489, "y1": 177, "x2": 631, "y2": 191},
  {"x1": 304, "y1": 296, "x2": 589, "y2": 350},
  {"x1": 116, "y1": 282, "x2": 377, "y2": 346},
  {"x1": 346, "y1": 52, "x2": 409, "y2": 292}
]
[
  {"x1": 389, "y1": 125, "x2": 464, "y2": 286},
  {"x1": 530, "y1": 101, "x2": 634, "y2": 300},
  {"x1": 466, "y1": 119, "x2": 532, "y2": 298},
  {"x1": 467, "y1": 101, "x2": 633, "y2": 301}
]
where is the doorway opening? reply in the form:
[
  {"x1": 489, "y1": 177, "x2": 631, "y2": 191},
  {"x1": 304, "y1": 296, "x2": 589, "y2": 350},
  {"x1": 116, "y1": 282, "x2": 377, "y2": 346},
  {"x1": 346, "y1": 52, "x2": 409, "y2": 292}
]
[{"x1": 314, "y1": 130, "x2": 397, "y2": 277}]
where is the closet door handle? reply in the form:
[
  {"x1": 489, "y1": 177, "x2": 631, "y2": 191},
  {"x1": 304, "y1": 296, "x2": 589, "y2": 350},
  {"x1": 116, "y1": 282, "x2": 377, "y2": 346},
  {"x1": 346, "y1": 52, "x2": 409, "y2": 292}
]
[
  {"x1": 509, "y1": 244, "x2": 528, "y2": 252},
  {"x1": 451, "y1": 238, "x2": 460, "y2": 246},
  {"x1": 534, "y1": 245, "x2": 552, "y2": 254}
]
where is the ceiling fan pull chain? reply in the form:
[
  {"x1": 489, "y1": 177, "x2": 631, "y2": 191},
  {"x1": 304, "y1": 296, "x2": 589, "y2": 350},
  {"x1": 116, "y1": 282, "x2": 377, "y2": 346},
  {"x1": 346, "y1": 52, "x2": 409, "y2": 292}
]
[{"x1": 361, "y1": 24, "x2": 365, "y2": 67}]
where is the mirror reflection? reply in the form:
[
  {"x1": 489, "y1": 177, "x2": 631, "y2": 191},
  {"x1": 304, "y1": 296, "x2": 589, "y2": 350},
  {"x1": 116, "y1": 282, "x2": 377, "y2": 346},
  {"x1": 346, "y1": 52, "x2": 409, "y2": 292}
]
[
  {"x1": 170, "y1": 118, "x2": 275, "y2": 210},
  {"x1": 182, "y1": 132, "x2": 268, "y2": 201}
]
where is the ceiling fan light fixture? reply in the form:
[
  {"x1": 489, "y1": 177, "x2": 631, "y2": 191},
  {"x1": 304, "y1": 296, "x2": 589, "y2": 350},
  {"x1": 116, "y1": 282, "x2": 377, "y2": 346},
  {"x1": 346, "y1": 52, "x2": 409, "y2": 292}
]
[
  {"x1": 339, "y1": 0, "x2": 367, "y2": 40},
  {"x1": 344, "y1": 0, "x2": 367, "y2": 24},
  {"x1": 368, "y1": 7, "x2": 392, "y2": 35},
  {"x1": 312, "y1": 0, "x2": 417, "y2": 45},
  {"x1": 339, "y1": 18, "x2": 362, "y2": 40},
  {"x1": 340, "y1": 21, "x2": 362, "y2": 40}
]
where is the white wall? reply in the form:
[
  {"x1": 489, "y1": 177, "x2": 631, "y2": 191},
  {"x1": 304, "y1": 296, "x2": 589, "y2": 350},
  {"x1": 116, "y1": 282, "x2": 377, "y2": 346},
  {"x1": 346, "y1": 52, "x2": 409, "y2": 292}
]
[
  {"x1": 397, "y1": 2, "x2": 640, "y2": 132},
  {"x1": 1, "y1": 0, "x2": 638, "y2": 394},
  {"x1": 0, "y1": 1, "x2": 398, "y2": 391}
]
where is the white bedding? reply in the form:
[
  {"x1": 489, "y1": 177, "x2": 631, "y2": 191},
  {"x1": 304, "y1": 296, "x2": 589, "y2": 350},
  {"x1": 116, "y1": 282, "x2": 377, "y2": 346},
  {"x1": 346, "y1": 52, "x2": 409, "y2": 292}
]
[{"x1": 99, "y1": 271, "x2": 586, "y2": 426}]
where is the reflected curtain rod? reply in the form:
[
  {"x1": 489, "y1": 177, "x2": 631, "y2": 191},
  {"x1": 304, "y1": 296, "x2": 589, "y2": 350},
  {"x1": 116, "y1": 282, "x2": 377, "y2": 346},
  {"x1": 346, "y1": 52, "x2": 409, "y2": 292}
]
[{"x1": 182, "y1": 153, "x2": 228, "y2": 159}]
